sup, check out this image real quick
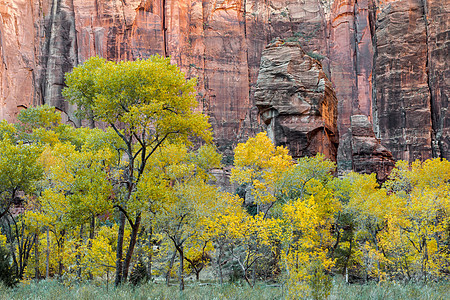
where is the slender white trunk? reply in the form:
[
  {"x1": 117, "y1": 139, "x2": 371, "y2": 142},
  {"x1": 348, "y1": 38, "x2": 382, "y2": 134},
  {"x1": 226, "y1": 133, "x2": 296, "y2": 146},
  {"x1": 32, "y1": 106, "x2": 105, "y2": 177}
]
[{"x1": 46, "y1": 227, "x2": 50, "y2": 279}]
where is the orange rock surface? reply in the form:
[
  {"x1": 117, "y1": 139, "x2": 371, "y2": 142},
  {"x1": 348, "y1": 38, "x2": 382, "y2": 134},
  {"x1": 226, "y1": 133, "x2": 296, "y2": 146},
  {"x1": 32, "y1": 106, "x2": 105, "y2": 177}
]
[{"x1": 0, "y1": 0, "x2": 448, "y2": 173}]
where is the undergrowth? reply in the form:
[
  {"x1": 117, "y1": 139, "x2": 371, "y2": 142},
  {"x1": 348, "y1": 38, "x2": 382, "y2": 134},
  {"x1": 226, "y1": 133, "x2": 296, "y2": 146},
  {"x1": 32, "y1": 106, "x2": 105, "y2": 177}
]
[{"x1": 0, "y1": 278, "x2": 449, "y2": 300}]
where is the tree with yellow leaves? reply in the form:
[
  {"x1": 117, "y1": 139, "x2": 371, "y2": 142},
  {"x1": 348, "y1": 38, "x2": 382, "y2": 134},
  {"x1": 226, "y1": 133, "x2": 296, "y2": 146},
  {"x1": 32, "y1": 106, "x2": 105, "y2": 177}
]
[
  {"x1": 206, "y1": 193, "x2": 246, "y2": 285},
  {"x1": 381, "y1": 158, "x2": 450, "y2": 281},
  {"x1": 279, "y1": 195, "x2": 334, "y2": 299},
  {"x1": 229, "y1": 132, "x2": 293, "y2": 286},
  {"x1": 274, "y1": 155, "x2": 338, "y2": 298},
  {"x1": 343, "y1": 172, "x2": 390, "y2": 281},
  {"x1": 149, "y1": 143, "x2": 222, "y2": 290},
  {"x1": 12, "y1": 105, "x2": 123, "y2": 280},
  {"x1": 25, "y1": 137, "x2": 115, "y2": 279},
  {"x1": 231, "y1": 132, "x2": 292, "y2": 216}
]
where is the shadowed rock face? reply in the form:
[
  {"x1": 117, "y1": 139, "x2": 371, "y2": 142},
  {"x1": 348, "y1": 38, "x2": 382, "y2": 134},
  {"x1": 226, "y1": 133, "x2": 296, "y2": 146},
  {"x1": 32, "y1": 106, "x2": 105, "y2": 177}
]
[
  {"x1": 372, "y1": 0, "x2": 449, "y2": 163},
  {"x1": 426, "y1": 0, "x2": 450, "y2": 160},
  {"x1": 0, "y1": 0, "x2": 449, "y2": 177},
  {"x1": 255, "y1": 41, "x2": 338, "y2": 160},
  {"x1": 374, "y1": 0, "x2": 433, "y2": 162}
]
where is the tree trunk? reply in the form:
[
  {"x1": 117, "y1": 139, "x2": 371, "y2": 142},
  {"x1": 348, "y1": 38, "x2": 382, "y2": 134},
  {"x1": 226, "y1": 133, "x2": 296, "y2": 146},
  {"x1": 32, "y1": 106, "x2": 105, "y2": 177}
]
[
  {"x1": 58, "y1": 230, "x2": 65, "y2": 278},
  {"x1": 88, "y1": 215, "x2": 95, "y2": 280},
  {"x1": 422, "y1": 237, "x2": 428, "y2": 282},
  {"x1": 243, "y1": 270, "x2": 252, "y2": 287},
  {"x1": 17, "y1": 219, "x2": 24, "y2": 278},
  {"x1": 89, "y1": 215, "x2": 95, "y2": 240},
  {"x1": 87, "y1": 109, "x2": 95, "y2": 128},
  {"x1": 115, "y1": 212, "x2": 126, "y2": 286},
  {"x1": 76, "y1": 225, "x2": 83, "y2": 281},
  {"x1": 147, "y1": 227, "x2": 153, "y2": 281},
  {"x1": 252, "y1": 260, "x2": 256, "y2": 288},
  {"x1": 342, "y1": 237, "x2": 353, "y2": 277},
  {"x1": 166, "y1": 250, "x2": 177, "y2": 286},
  {"x1": 374, "y1": 242, "x2": 381, "y2": 281},
  {"x1": 178, "y1": 245, "x2": 184, "y2": 291},
  {"x1": 122, "y1": 214, "x2": 141, "y2": 282},
  {"x1": 34, "y1": 232, "x2": 40, "y2": 280},
  {"x1": 46, "y1": 227, "x2": 50, "y2": 279},
  {"x1": 217, "y1": 243, "x2": 224, "y2": 285}
]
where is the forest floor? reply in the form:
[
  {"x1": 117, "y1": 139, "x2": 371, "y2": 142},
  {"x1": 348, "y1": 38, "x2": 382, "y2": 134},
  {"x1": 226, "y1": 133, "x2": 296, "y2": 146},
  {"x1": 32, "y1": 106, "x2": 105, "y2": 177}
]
[{"x1": 0, "y1": 278, "x2": 449, "y2": 299}]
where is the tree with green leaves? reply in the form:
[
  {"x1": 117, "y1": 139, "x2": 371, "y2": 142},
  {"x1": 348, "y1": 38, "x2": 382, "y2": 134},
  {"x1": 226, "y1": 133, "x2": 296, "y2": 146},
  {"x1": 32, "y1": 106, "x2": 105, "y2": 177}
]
[
  {"x1": 147, "y1": 143, "x2": 222, "y2": 290},
  {"x1": 62, "y1": 55, "x2": 212, "y2": 285},
  {"x1": 0, "y1": 120, "x2": 44, "y2": 280},
  {"x1": 0, "y1": 136, "x2": 43, "y2": 220}
]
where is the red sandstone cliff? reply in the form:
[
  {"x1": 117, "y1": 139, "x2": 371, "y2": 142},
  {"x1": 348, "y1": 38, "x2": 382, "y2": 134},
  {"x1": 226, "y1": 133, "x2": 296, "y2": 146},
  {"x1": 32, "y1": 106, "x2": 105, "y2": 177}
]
[{"x1": 0, "y1": 0, "x2": 448, "y2": 172}]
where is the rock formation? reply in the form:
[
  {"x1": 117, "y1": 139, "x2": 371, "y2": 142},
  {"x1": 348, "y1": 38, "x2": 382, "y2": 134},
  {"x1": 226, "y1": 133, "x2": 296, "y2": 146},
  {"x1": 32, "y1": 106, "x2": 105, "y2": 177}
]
[
  {"x1": 350, "y1": 115, "x2": 395, "y2": 181},
  {"x1": 0, "y1": 0, "x2": 448, "y2": 178},
  {"x1": 255, "y1": 41, "x2": 338, "y2": 160}
]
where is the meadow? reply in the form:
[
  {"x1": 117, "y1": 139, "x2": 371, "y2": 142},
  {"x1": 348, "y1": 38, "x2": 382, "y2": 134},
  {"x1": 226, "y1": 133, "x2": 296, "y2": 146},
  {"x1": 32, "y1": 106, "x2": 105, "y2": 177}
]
[{"x1": 1, "y1": 278, "x2": 449, "y2": 300}]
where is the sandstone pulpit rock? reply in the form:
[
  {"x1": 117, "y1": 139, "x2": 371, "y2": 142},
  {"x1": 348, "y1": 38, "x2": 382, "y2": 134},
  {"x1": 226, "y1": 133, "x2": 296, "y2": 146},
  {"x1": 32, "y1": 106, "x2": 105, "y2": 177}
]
[{"x1": 255, "y1": 41, "x2": 338, "y2": 161}]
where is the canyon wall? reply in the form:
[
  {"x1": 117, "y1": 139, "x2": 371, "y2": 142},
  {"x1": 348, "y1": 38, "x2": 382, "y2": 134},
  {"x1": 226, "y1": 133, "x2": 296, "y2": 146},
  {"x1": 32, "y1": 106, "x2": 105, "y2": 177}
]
[{"x1": 0, "y1": 0, "x2": 448, "y2": 172}]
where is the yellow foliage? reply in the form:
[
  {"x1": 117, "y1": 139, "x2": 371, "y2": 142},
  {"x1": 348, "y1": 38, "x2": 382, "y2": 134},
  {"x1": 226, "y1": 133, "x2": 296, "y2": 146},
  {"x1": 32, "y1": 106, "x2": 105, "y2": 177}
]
[
  {"x1": 231, "y1": 132, "x2": 292, "y2": 206},
  {"x1": 0, "y1": 232, "x2": 6, "y2": 248}
]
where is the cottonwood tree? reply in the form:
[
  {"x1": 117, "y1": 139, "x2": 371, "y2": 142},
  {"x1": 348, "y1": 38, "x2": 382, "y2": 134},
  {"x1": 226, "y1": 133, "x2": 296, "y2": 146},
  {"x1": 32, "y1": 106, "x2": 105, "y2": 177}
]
[
  {"x1": 229, "y1": 133, "x2": 291, "y2": 287},
  {"x1": 231, "y1": 132, "x2": 292, "y2": 216},
  {"x1": 0, "y1": 128, "x2": 43, "y2": 280},
  {"x1": 0, "y1": 124, "x2": 43, "y2": 220},
  {"x1": 147, "y1": 143, "x2": 222, "y2": 290},
  {"x1": 228, "y1": 211, "x2": 277, "y2": 288},
  {"x1": 274, "y1": 155, "x2": 338, "y2": 298},
  {"x1": 25, "y1": 137, "x2": 115, "y2": 277},
  {"x1": 382, "y1": 159, "x2": 450, "y2": 281},
  {"x1": 342, "y1": 172, "x2": 390, "y2": 281},
  {"x1": 63, "y1": 56, "x2": 212, "y2": 284},
  {"x1": 205, "y1": 193, "x2": 245, "y2": 285},
  {"x1": 11, "y1": 105, "x2": 126, "y2": 280}
]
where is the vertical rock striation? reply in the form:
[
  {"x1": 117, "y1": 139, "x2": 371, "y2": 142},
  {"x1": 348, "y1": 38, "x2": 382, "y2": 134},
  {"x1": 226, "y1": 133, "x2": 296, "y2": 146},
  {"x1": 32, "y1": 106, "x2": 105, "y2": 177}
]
[
  {"x1": 40, "y1": 0, "x2": 79, "y2": 123},
  {"x1": 1, "y1": 0, "x2": 332, "y2": 154},
  {"x1": 373, "y1": 0, "x2": 433, "y2": 162},
  {"x1": 0, "y1": 0, "x2": 39, "y2": 122},
  {"x1": 424, "y1": 0, "x2": 450, "y2": 159},
  {"x1": 329, "y1": 0, "x2": 377, "y2": 171},
  {"x1": 0, "y1": 0, "x2": 448, "y2": 174}
]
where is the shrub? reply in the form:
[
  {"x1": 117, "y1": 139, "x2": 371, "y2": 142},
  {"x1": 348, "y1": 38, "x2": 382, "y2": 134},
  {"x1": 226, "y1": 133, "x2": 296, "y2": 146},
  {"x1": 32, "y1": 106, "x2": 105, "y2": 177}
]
[
  {"x1": 129, "y1": 258, "x2": 149, "y2": 286},
  {"x1": 285, "y1": 37, "x2": 299, "y2": 43},
  {"x1": 307, "y1": 51, "x2": 325, "y2": 61}
]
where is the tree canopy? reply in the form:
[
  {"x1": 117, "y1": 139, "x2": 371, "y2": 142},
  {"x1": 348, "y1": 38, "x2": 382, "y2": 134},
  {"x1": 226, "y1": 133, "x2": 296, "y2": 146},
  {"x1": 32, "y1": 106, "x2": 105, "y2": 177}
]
[{"x1": 0, "y1": 56, "x2": 449, "y2": 295}]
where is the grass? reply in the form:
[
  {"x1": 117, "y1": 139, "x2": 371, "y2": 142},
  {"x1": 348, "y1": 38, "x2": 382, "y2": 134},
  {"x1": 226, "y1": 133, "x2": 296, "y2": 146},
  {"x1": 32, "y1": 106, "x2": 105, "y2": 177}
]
[
  {"x1": 0, "y1": 278, "x2": 449, "y2": 299},
  {"x1": 329, "y1": 280, "x2": 450, "y2": 300}
]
